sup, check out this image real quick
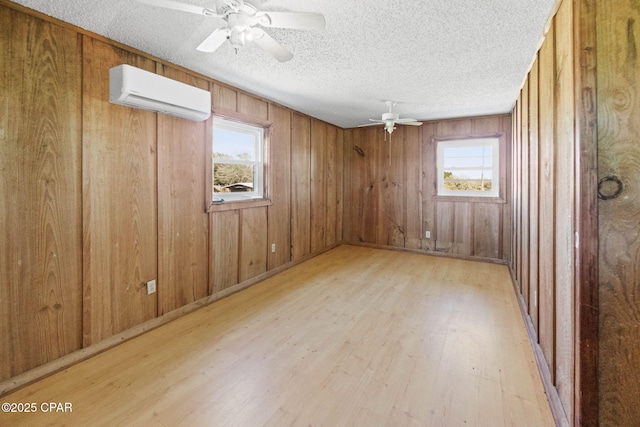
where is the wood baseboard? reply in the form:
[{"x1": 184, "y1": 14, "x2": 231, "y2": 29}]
[
  {"x1": 509, "y1": 269, "x2": 570, "y2": 427},
  {"x1": 347, "y1": 240, "x2": 509, "y2": 266}
]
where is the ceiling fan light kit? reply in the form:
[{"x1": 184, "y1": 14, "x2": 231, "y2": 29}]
[{"x1": 137, "y1": 0, "x2": 326, "y2": 62}]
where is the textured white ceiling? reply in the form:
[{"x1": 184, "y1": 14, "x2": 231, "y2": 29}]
[{"x1": 10, "y1": 0, "x2": 557, "y2": 128}]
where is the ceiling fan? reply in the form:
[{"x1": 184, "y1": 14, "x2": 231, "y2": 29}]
[
  {"x1": 358, "y1": 100, "x2": 423, "y2": 135},
  {"x1": 137, "y1": 0, "x2": 326, "y2": 62},
  {"x1": 358, "y1": 101, "x2": 423, "y2": 165}
]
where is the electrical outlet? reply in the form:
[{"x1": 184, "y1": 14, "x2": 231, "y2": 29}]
[
  {"x1": 271, "y1": 243, "x2": 276, "y2": 253},
  {"x1": 146, "y1": 279, "x2": 156, "y2": 295},
  {"x1": 425, "y1": 231, "x2": 431, "y2": 239}
]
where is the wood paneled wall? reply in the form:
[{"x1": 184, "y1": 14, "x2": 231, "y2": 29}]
[
  {"x1": 512, "y1": 0, "x2": 577, "y2": 424},
  {"x1": 343, "y1": 115, "x2": 511, "y2": 262},
  {"x1": 0, "y1": 1, "x2": 342, "y2": 385},
  {"x1": 513, "y1": 0, "x2": 640, "y2": 426}
]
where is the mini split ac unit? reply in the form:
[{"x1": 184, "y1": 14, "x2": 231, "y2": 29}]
[{"x1": 109, "y1": 64, "x2": 211, "y2": 121}]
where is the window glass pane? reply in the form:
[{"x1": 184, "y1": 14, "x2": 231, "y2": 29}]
[
  {"x1": 442, "y1": 146, "x2": 492, "y2": 169},
  {"x1": 213, "y1": 162, "x2": 254, "y2": 193},
  {"x1": 213, "y1": 128, "x2": 255, "y2": 160}
]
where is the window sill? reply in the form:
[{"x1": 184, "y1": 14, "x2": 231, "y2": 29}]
[
  {"x1": 208, "y1": 198, "x2": 272, "y2": 213},
  {"x1": 433, "y1": 195, "x2": 506, "y2": 204}
]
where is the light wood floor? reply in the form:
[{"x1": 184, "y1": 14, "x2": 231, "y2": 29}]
[{"x1": 3, "y1": 245, "x2": 554, "y2": 426}]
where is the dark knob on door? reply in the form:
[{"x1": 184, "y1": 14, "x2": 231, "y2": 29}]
[{"x1": 598, "y1": 175, "x2": 624, "y2": 200}]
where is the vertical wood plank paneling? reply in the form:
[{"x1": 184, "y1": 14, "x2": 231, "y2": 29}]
[
  {"x1": 435, "y1": 202, "x2": 454, "y2": 252},
  {"x1": 267, "y1": 104, "x2": 291, "y2": 270},
  {"x1": 379, "y1": 127, "x2": 405, "y2": 246},
  {"x1": 421, "y1": 123, "x2": 437, "y2": 252},
  {"x1": 520, "y1": 82, "x2": 530, "y2": 307},
  {"x1": 344, "y1": 129, "x2": 361, "y2": 243},
  {"x1": 453, "y1": 203, "x2": 472, "y2": 256},
  {"x1": 291, "y1": 113, "x2": 311, "y2": 260},
  {"x1": 325, "y1": 124, "x2": 338, "y2": 247},
  {"x1": 342, "y1": 129, "x2": 354, "y2": 242},
  {"x1": 157, "y1": 65, "x2": 209, "y2": 315},
  {"x1": 537, "y1": 24, "x2": 556, "y2": 378},
  {"x1": 511, "y1": 104, "x2": 518, "y2": 270},
  {"x1": 211, "y1": 83, "x2": 237, "y2": 111},
  {"x1": 501, "y1": 115, "x2": 512, "y2": 262},
  {"x1": 343, "y1": 129, "x2": 356, "y2": 242},
  {"x1": 473, "y1": 116, "x2": 502, "y2": 134},
  {"x1": 528, "y1": 59, "x2": 541, "y2": 333},
  {"x1": 575, "y1": 0, "x2": 599, "y2": 423},
  {"x1": 335, "y1": 128, "x2": 344, "y2": 243},
  {"x1": 437, "y1": 119, "x2": 472, "y2": 136},
  {"x1": 597, "y1": 0, "x2": 640, "y2": 424},
  {"x1": 239, "y1": 207, "x2": 268, "y2": 282},
  {"x1": 347, "y1": 127, "x2": 379, "y2": 244},
  {"x1": 362, "y1": 128, "x2": 380, "y2": 244},
  {"x1": 210, "y1": 210, "x2": 239, "y2": 294},
  {"x1": 473, "y1": 204, "x2": 501, "y2": 259},
  {"x1": 310, "y1": 119, "x2": 327, "y2": 253},
  {"x1": 404, "y1": 125, "x2": 422, "y2": 249},
  {"x1": 82, "y1": 38, "x2": 158, "y2": 346},
  {"x1": 237, "y1": 93, "x2": 268, "y2": 120},
  {"x1": 553, "y1": 0, "x2": 576, "y2": 419},
  {"x1": 0, "y1": 7, "x2": 82, "y2": 380},
  {"x1": 514, "y1": 95, "x2": 523, "y2": 289}
]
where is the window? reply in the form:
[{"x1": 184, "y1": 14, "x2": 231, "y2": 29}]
[
  {"x1": 437, "y1": 137, "x2": 500, "y2": 198},
  {"x1": 211, "y1": 116, "x2": 265, "y2": 202}
]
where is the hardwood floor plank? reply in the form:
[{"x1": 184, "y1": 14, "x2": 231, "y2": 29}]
[{"x1": 3, "y1": 245, "x2": 554, "y2": 426}]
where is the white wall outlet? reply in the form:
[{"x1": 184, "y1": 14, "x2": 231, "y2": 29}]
[
  {"x1": 146, "y1": 279, "x2": 156, "y2": 295},
  {"x1": 425, "y1": 231, "x2": 431, "y2": 239},
  {"x1": 271, "y1": 243, "x2": 276, "y2": 253}
]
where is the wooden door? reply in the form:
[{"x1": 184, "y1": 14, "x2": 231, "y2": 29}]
[{"x1": 596, "y1": 0, "x2": 640, "y2": 424}]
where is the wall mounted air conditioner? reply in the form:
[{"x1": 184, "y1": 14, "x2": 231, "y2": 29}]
[{"x1": 109, "y1": 64, "x2": 211, "y2": 121}]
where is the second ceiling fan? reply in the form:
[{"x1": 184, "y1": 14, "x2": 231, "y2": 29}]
[
  {"x1": 358, "y1": 101, "x2": 424, "y2": 164},
  {"x1": 358, "y1": 100, "x2": 423, "y2": 135},
  {"x1": 138, "y1": 0, "x2": 326, "y2": 62}
]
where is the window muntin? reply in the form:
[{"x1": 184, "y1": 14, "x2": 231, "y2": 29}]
[
  {"x1": 212, "y1": 117, "x2": 264, "y2": 202},
  {"x1": 437, "y1": 137, "x2": 500, "y2": 198}
]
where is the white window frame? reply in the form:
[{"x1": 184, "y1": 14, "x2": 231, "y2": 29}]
[
  {"x1": 436, "y1": 137, "x2": 500, "y2": 198},
  {"x1": 211, "y1": 116, "x2": 265, "y2": 203}
]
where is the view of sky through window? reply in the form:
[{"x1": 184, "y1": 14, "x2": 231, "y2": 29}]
[
  {"x1": 213, "y1": 128, "x2": 255, "y2": 160},
  {"x1": 443, "y1": 145, "x2": 493, "y2": 180}
]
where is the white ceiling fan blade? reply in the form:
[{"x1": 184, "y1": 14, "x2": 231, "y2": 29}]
[
  {"x1": 196, "y1": 27, "x2": 229, "y2": 52},
  {"x1": 260, "y1": 12, "x2": 326, "y2": 30},
  {"x1": 396, "y1": 118, "x2": 423, "y2": 125},
  {"x1": 357, "y1": 123, "x2": 384, "y2": 128},
  {"x1": 137, "y1": 0, "x2": 220, "y2": 17},
  {"x1": 251, "y1": 28, "x2": 293, "y2": 62}
]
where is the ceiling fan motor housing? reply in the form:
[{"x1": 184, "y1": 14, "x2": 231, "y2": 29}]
[{"x1": 382, "y1": 112, "x2": 399, "y2": 121}]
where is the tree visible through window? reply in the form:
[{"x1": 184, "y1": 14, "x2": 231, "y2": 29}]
[
  {"x1": 212, "y1": 117, "x2": 264, "y2": 201},
  {"x1": 437, "y1": 137, "x2": 500, "y2": 197}
]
